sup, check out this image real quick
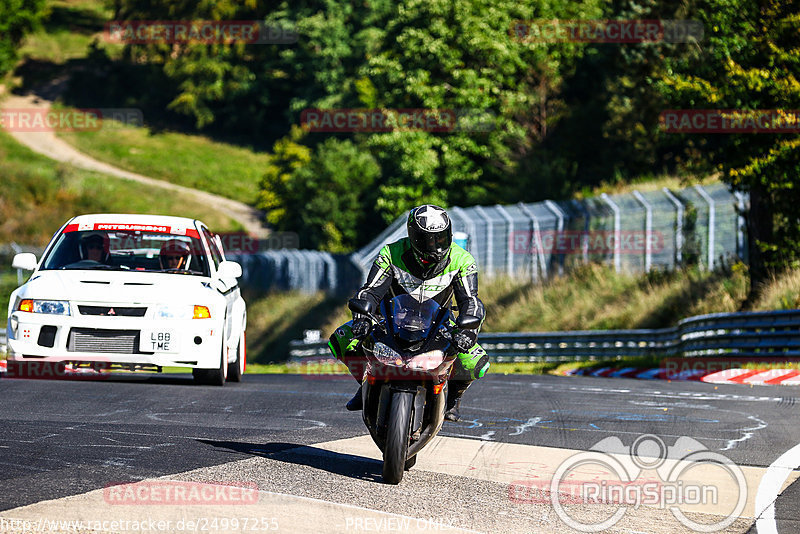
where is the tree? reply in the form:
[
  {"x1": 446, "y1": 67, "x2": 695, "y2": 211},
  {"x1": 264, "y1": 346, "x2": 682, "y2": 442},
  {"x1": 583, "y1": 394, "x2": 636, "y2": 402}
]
[
  {"x1": 0, "y1": 0, "x2": 47, "y2": 76},
  {"x1": 660, "y1": 0, "x2": 800, "y2": 296},
  {"x1": 258, "y1": 127, "x2": 381, "y2": 251}
]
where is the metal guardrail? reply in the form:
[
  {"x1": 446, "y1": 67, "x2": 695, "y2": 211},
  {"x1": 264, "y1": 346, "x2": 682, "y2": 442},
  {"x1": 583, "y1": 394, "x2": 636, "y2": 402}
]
[
  {"x1": 0, "y1": 331, "x2": 6, "y2": 355},
  {"x1": 288, "y1": 309, "x2": 800, "y2": 363}
]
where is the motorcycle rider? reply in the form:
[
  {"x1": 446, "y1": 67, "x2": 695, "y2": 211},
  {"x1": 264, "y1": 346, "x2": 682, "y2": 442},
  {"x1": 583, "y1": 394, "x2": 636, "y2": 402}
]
[{"x1": 328, "y1": 204, "x2": 490, "y2": 422}]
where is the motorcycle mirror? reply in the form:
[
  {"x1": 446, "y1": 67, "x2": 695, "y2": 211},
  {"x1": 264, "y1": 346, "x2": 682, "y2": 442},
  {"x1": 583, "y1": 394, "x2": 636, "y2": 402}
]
[
  {"x1": 456, "y1": 314, "x2": 481, "y2": 330},
  {"x1": 348, "y1": 298, "x2": 376, "y2": 317}
]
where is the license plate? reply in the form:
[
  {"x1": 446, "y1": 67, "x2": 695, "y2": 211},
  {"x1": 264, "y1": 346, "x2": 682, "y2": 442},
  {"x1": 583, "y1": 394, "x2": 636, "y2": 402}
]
[{"x1": 140, "y1": 330, "x2": 178, "y2": 353}]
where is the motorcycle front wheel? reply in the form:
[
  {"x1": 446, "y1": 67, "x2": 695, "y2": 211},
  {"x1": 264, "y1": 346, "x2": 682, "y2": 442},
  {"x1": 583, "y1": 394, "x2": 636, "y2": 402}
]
[{"x1": 382, "y1": 390, "x2": 413, "y2": 484}]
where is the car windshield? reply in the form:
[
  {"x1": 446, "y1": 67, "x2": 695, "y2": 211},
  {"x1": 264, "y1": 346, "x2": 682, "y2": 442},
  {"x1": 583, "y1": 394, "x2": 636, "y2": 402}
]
[
  {"x1": 389, "y1": 294, "x2": 441, "y2": 342},
  {"x1": 39, "y1": 228, "x2": 210, "y2": 276}
]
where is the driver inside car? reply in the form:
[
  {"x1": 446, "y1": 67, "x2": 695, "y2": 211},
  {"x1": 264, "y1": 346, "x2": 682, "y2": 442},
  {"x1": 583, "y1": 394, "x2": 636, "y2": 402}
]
[
  {"x1": 79, "y1": 233, "x2": 109, "y2": 263},
  {"x1": 328, "y1": 204, "x2": 490, "y2": 422},
  {"x1": 159, "y1": 239, "x2": 192, "y2": 271}
]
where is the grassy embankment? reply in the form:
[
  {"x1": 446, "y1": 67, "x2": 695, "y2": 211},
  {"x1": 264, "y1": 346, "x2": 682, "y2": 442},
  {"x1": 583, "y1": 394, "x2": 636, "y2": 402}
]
[{"x1": 0, "y1": 127, "x2": 244, "y2": 320}]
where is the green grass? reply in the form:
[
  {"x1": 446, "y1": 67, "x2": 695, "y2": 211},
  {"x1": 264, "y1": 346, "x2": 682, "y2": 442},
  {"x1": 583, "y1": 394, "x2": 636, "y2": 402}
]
[
  {"x1": 0, "y1": 129, "x2": 241, "y2": 245},
  {"x1": 575, "y1": 173, "x2": 722, "y2": 200},
  {"x1": 17, "y1": 0, "x2": 122, "y2": 65},
  {"x1": 57, "y1": 122, "x2": 271, "y2": 205},
  {"x1": 243, "y1": 290, "x2": 349, "y2": 364}
]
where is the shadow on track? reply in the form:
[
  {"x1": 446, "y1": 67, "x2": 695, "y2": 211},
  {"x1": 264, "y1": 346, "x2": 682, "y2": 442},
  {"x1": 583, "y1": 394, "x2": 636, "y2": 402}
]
[{"x1": 199, "y1": 440, "x2": 383, "y2": 483}]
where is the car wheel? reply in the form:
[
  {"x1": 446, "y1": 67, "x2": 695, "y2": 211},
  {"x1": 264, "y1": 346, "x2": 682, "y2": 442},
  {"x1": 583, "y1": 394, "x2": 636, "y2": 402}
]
[
  {"x1": 227, "y1": 331, "x2": 245, "y2": 382},
  {"x1": 193, "y1": 340, "x2": 227, "y2": 386}
]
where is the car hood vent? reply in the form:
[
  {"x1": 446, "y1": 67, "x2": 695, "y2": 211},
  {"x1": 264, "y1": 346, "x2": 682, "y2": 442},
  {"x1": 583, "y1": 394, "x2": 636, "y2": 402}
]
[
  {"x1": 81, "y1": 280, "x2": 111, "y2": 284},
  {"x1": 124, "y1": 282, "x2": 154, "y2": 286}
]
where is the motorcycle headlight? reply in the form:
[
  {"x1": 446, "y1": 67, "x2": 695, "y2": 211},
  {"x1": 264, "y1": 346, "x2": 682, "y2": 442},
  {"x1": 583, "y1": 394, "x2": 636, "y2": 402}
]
[
  {"x1": 18, "y1": 299, "x2": 70, "y2": 316},
  {"x1": 373, "y1": 342, "x2": 401, "y2": 364},
  {"x1": 407, "y1": 350, "x2": 445, "y2": 371}
]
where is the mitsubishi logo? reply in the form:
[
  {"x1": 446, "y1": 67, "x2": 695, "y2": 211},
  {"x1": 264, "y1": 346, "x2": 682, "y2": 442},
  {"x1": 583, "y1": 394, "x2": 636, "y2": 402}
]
[{"x1": 107, "y1": 308, "x2": 116, "y2": 316}]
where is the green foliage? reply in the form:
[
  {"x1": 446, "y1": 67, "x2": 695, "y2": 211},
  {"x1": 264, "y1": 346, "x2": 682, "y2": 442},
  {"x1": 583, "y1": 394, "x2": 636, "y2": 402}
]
[
  {"x1": 59, "y1": 0, "x2": 800, "y2": 272},
  {"x1": 660, "y1": 0, "x2": 800, "y2": 282},
  {"x1": 0, "y1": 0, "x2": 47, "y2": 75},
  {"x1": 258, "y1": 127, "x2": 381, "y2": 251}
]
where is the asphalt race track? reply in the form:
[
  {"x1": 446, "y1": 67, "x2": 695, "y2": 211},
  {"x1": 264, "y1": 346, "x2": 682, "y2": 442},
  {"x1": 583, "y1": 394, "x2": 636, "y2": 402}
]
[{"x1": 1, "y1": 373, "x2": 799, "y2": 533}]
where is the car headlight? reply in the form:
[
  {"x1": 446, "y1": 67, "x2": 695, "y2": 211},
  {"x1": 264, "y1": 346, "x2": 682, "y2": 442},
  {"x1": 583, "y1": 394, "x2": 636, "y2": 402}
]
[
  {"x1": 156, "y1": 305, "x2": 211, "y2": 319},
  {"x1": 17, "y1": 299, "x2": 70, "y2": 315}
]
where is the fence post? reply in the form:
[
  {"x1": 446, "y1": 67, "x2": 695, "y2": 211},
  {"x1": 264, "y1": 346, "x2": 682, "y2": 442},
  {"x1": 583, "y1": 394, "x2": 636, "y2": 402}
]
[
  {"x1": 662, "y1": 188, "x2": 684, "y2": 267},
  {"x1": 734, "y1": 190, "x2": 748, "y2": 262},
  {"x1": 694, "y1": 184, "x2": 716, "y2": 270},
  {"x1": 632, "y1": 191, "x2": 653, "y2": 272},
  {"x1": 600, "y1": 193, "x2": 622, "y2": 273},
  {"x1": 494, "y1": 205, "x2": 516, "y2": 278},
  {"x1": 473, "y1": 205, "x2": 494, "y2": 276},
  {"x1": 517, "y1": 203, "x2": 546, "y2": 281},
  {"x1": 573, "y1": 201, "x2": 591, "y2": 265},
  {"x1": 544, "y1": 200, "x2": 566, "y2": 276}
]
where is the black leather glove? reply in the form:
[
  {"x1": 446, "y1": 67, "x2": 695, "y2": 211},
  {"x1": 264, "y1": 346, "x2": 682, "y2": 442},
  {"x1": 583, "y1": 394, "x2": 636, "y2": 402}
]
[
  {"x1": 453, "y1": 329, "x2": 477, "y2": 353},
  {"x1": 351, "y1": 317, "x2": 371, "y2": 339}
]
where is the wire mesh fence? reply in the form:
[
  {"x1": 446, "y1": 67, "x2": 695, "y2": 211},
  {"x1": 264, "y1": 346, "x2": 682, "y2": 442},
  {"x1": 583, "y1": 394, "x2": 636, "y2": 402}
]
[
  {"x1": 354, "y1": 183, "x2": 746, "y2": 282},
  {"x1": 0, "y1": 184, "x2": 747, "y2": 297}
]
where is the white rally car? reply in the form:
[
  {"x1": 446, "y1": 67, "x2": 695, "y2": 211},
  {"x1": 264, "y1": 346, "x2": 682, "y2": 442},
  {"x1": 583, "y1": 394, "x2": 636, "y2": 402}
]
[{"x1": 6, "y1": 214, "x2": 247, "y2": 385}]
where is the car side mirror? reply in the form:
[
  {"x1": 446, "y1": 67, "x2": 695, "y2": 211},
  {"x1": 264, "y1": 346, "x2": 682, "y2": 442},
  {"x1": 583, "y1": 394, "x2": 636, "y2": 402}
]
[
  {"x1": 456, "y1": 314, "x2": 481, "y2": 330},
  {"x1": 217, "y1": 260, "x2": 242, "y2": 279},
  {"x1": 12, "y1": 253, "x2": 37, "y2": 271},
  {"x1": 348, "y1": 298, "x2": 375, "y2": 317}
]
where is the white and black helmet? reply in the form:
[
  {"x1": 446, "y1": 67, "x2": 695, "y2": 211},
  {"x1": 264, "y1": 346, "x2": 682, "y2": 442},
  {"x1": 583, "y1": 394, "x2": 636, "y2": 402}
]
[{"x1": 407, "y1": 204, "x2": 452, "y2": 265}]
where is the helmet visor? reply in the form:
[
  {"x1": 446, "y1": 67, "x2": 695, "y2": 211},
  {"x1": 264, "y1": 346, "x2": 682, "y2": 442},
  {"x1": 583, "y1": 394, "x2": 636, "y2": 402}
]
[{"x1": 409, "y1": 228, "x2": 451, "y2": 262}]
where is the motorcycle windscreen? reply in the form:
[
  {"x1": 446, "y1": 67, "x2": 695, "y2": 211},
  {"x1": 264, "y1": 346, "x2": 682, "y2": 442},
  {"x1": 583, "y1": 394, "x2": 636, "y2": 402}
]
[{"x1": 389, "y1": 294, "x2": 441, "y2": 343}]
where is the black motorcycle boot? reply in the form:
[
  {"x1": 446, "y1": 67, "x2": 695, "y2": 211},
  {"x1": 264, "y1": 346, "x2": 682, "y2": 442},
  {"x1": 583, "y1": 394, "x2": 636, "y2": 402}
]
[
  {"x1": 346, "y1": 387, "x2": 363, "y2": 411},
  {"x1": 444, "y1": 380, "x2": 471, "y2": 421}
]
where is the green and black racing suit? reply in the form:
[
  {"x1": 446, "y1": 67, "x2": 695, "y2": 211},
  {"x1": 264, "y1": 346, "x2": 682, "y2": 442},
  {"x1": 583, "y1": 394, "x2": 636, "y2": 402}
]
[{"x1": 328, "y1": 237, "x2": 490, "y2": 383}]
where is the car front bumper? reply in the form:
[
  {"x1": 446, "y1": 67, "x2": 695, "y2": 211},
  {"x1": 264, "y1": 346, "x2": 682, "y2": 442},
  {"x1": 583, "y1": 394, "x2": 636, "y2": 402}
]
[{"x1": 7, "y1": 310, "x2": 222, "y2": 369}]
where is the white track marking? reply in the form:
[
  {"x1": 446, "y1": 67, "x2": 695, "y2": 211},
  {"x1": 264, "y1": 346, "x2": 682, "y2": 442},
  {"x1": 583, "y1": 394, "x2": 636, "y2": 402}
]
[
  {"x1": 509, "y1": 417, "x2": 543, "y2": 436},
  {"x1": 721, "y1": 415, "x2": 769, "y2": 451},
  {"x1": 755, "y1": 442, "x2": 800, "y2": 534}
]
